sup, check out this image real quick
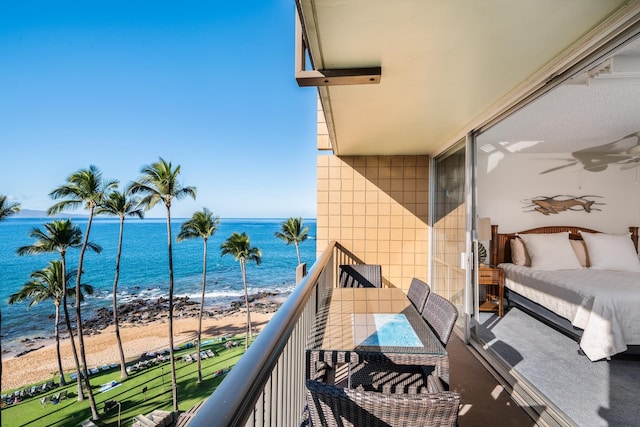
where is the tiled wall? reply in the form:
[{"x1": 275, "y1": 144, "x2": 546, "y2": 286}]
[{"x1": 316, "y1": 154, "x2": 430, "y2": 292}]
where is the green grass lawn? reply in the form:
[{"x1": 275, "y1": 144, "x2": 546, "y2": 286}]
[{"x1": 1, "y1": 336, "x2": 248, "y2": 427}]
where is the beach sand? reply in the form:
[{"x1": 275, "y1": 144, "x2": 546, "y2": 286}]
[{"x1": 1, "y1": 310, "x2": 274, "y2": 391}]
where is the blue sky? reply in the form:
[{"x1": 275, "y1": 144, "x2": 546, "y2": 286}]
[{"x1": 0, "y1": 1, "x2": 318, "y2": 218}]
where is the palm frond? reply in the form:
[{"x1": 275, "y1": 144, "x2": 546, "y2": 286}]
[
  {"x1": 177, "y1": 208, "x2": 219, "y2": 242},
  {"x1": 0, "y1": 195, "x2": 21, "y2": 220}
]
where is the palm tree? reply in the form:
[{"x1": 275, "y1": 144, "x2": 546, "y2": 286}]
[
  {"x1": 177, "y1": 208, "x2": 219, "y2": 383},
  {"x1": 48, "y1": 165, "x2": 117, "y2": 420},
  {"x1": 16, "y1": 219, "x2": 100, "y2": 392},
  {"x1": 0, "y1": 194, "x2": 21, "y2": 221},
  {"x1": 129, "y1": 158, "x2": 196, "y2": 412},
  {"x1": 9, "y1": 261, "x2": 93, "y2": 385},
  {"x1": 221, "y1": 232, "x2": 262, "y2": 350},
  {"x1": 96, "y1": 189, "x2": 144, "y2": 380},
  {"x1": 274, "y1": 217, "x2": 309, "y2": 265}
]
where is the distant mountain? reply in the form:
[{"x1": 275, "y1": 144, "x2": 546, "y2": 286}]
[{"x1": 14, "y1": 209, "x2": 88, "y2": 219}]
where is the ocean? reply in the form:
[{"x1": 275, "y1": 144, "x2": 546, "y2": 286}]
[{"x1": 0, "y1": 217, "x2": 316, "y2": 354}]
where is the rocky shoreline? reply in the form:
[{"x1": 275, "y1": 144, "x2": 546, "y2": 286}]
[{"x1": 6, "y1": 291, "x2": 287, "y2": 359}]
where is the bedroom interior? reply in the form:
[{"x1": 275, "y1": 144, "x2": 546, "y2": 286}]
[{"x1": 474, "y1": 35, "x2": 640, "y2": 426}]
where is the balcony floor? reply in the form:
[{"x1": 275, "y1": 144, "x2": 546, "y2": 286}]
[{"x1": 449, "y1": 333, "x2": 536, "y2": 426}]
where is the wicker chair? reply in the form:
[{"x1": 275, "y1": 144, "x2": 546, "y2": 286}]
[
  {"x1": 303, "y1": 379, "x2": 460, "y2": 427},
  {"x1": 338, "y1": 264, "x2": 382, "y2": 288},
  {"x1": 407, "y1": 278, "x2": 430, "y2": 313},
  {"x1": 422, "y1": 292, "x2": 458, "y2": 346},
  {"x1": 345, "y1": 361, "x2": 438, "y2": 394}
]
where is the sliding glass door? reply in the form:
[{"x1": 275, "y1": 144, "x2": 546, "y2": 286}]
[{"x1": 430, "y1": 141, "x2": 469, "y2": 333}]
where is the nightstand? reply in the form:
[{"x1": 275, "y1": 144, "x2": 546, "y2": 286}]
[{"x1": 479, "y1": 265, "x2": 504, "y2": 316}]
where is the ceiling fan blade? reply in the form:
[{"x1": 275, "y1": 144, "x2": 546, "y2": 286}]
[{"x1": 539, "y1": 160, "x2": 579, "y2": 174}]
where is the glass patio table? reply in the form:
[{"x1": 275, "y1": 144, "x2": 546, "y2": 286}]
[{"x1": 306, "y1": 287, "x2": 449, "y2": 386}]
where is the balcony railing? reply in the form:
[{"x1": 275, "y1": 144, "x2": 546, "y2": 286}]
[{"x1": 188, "y1": 242, "x2": 363, "y2": 427}]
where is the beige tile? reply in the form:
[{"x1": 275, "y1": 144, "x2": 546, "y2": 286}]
[
  {"x1": 329, "y1": 156, "x2": 342, "y2": 168},
  {"x1": 391, "y1": 204, "x2": 405, "y2": 216},
  {"x1": 402, "y1": 228, "x2": 416, "y2": 241},
  {"x1": 341, "y1": 215, "x2": 353, "y2": 228},
  {"x1": 364, "y1": 238, "x2": 377, "y2": 252},
  {"x1": 390, "y1": 216, "x2": 403, "y2": 229},
  {"x1": 317, "y1": 227, "x2": 328, "y2": 240},
  {"x1": 328, "y1": 228, "x2": 341, "y2": 241},
  {"x1": 403, "y1": 191, "x2": 416, "y2": 203},
  {"x1": 341, "y1": 227, "x2": 353, "y2": 240},
  {"x1": 391, "y1": 179, "x2": 403, "y2": 192},
  {"x1": 316, "y1": 154, "x2": 435, "y2": 290},
  {"x1": 318, "y1": 191, "x2": 329, "y2": 203},
  {"x1": 317, "y1": 203, "x2": 329, "y2": 216},
  {"x1": 403, "y1": 240, "x2": 416, "y2": 253},
  {"x1": 340, "y1": 165, "x2": 354, "y2": 180},
  {"x1": 377, "y1": 252, "x2": 390, "y2": 265},
  {"x1": 329, "y1": 191, "x2": 341, "y2": 204},
  {"x1": 353, "y1": 157, "x2": 367, "y2": 168},
  {"x1": 388, "y1": 242, "x2": 403, "y2": 254},
  {"x1": 353, "y1": 204, "x2": 366, "y2": 216}
]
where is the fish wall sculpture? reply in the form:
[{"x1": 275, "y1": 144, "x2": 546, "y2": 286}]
[{"x1": 522, "y1": 195, "x2": 604, "y2": 215}]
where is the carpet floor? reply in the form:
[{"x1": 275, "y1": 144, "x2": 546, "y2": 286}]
[{"x1": 477, "y1": 308, "x2": 640, "y2": 427}]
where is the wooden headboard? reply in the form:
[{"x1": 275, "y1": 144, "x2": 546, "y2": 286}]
[{"x1": 491, "y1": 225, "x2": 640, "y2": 265}]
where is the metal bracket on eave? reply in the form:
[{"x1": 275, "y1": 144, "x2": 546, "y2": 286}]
[
  {"x1": 294, "y1": 12, "x2": 381, "y2": 87},
  {"x1": 296, "y1": 67, "x2": 382, "y2": 87}
]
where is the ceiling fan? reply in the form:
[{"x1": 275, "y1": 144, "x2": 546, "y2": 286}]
[{"x1": 540, "y1": 131, "x2": 640, "y2": 174}]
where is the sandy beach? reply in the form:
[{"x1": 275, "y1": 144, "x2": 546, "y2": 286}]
[{"x1": 1, "y1": 310, "x2": 275, "y2": 391}]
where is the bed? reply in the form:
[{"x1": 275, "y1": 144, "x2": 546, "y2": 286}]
[{"x1": 490, "y1": 225, "x2": 640, "y2": 361}]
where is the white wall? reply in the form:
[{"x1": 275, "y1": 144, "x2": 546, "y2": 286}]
[{"x1": 478, "y1": 152, "x2": 640, "y2": 234}]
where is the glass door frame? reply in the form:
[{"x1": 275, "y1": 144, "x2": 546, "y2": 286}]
[{"x1": 429, "y1": 138, "x2": 472, "y2": 340}]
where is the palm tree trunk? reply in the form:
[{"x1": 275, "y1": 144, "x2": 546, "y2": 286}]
[
  {"x1": 166, "y1": 206, "x2": 179, "y2": 413},
  {"x1": 295, "y1": 242, "x2": 301, "y2": 265},
  {"x1": 114, "y1": 215, "x2": 128, "y2": 379},
  {"x1": 196, "y1": 239, "x2": 207, "y2": 383},
  {"x1": 60, "y1": 254, "x2": 83, "y2": 401},
  {"x1": 76, "y1": 208, "x2": 100, "y2": 420},
  {"x1": 54, "y1": 301, "x2": 66, "y2": 386},
  {"x1": 241, "y1": 260, "x2": 252, "y2": 350}
]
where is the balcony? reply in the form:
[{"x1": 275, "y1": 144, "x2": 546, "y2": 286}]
[{"x1": 185, "y1": 242, "x2": 532, "y2": 427}]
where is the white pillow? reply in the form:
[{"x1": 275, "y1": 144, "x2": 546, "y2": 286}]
[
  {"x1": 517, "y1": 232, "x2": 582, "y2": 270},
  {"x1": 579, "y1": 231, "x2": 640, "y2": 272}
]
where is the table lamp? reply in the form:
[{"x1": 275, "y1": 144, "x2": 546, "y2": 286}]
[{"x1": 478, "y1": 217, "x2": 492, "y2": 265}]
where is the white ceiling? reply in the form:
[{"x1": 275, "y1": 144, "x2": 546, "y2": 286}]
[
  {"x1": 297, "y1": 0, "x2": 636, "y2": 156},
  {"x1": 477, "y1": 37, "x2": 640, "y2": 154}
]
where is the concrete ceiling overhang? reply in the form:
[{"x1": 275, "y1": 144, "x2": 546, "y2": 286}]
[{"x1": 296, "y1": 0, "x2": 632, "y2": 156}]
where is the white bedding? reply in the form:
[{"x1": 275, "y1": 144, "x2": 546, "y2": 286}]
[{"x1": 499, "y1": 263, "x2": 640, "y2": 361}]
